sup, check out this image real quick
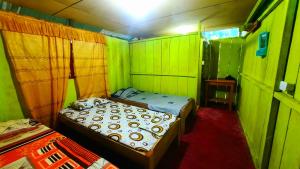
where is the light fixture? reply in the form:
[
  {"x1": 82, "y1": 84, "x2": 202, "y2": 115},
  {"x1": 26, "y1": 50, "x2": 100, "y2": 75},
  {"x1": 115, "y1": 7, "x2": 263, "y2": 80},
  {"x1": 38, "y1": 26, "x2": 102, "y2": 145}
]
[
  {"x1": 112, "y1": 0, "x2": 165, "y2": 19},
  {"x1": 171, "y1": 24, "x2": 198, "y2": 35}
]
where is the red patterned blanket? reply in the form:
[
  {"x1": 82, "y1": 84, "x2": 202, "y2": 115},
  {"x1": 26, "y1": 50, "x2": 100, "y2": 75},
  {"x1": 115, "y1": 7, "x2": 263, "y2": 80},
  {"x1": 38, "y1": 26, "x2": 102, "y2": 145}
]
[{"x1": 0, "y1": 119, "x2": 117, "y2": 169}]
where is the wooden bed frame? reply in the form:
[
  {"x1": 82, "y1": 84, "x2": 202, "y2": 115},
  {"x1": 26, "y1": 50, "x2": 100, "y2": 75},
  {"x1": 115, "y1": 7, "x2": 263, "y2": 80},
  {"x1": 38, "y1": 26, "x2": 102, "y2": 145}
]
[
  {"x1": 58, "y1": 115, "x2": 181, "y2": 169},
  {"x1": 109, "y1": 97, "x2": 196, "y2": 134}
]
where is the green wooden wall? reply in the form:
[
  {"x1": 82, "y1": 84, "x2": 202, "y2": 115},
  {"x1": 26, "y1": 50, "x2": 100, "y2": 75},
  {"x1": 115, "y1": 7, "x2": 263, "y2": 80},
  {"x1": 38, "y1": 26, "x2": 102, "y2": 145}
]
[
  {"x1": 129, "y1": 34, "x2": 202, "y2": 100},
  {"x1": 269, "y1": 2, "x2": 300, "y2": 168},
  {"x1": 214, "y1": 38, "x2": 243, "y2": 80},
  {"x1": 202, "y1": 38, "x2": 244, "y2": 80},
  {"x1": 238, "y1": 0, "x2": 296, "y2": 168},
  {"x1": 0, "y1": 35, "x2": 24, "y2": 121},
  {"x1": 202, "y1": 38, "x2": 244, "y2": 100},
  {"x1": 63, "y1": 79, "x2": 77, "y2": 108},
  {"x1": 106, "y1": 36, "x2": 130, "y2": 93}
]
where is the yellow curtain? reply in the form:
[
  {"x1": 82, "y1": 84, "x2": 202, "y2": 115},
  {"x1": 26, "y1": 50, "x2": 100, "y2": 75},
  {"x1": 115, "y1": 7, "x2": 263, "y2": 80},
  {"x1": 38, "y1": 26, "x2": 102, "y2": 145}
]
[
  {"x1": 0, "y1": 10, "x2": 106, "y2": 44},
  {"x1": 2, "y1": 31, "x2": 70, "y2": 127},
  {"x1": 73, "y1": 40, "x2": 109, "y2": 99}
]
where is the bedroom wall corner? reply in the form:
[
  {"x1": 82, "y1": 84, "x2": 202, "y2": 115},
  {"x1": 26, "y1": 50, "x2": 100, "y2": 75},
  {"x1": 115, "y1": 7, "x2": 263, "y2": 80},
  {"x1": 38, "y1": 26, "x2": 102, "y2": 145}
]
[
  {"x1": 106, "y1": 36, "x2": 131, "y2": 94},
  {"x1": 0, "y1": 35, "x2": 24, "y2": 121}
]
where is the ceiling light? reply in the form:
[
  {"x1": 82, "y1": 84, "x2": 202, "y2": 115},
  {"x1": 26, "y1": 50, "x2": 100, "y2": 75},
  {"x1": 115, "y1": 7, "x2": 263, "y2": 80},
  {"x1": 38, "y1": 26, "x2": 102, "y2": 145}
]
[
  {"x1": 172, "y1": 24, "x2": 198, "y2": 35},
  {"x1": 112, "y1": 0, "x2": 165, "y2": 19}
]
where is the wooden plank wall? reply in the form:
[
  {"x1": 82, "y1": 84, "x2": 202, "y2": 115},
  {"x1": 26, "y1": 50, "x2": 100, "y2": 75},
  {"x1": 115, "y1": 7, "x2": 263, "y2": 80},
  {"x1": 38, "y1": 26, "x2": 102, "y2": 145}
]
[
  {"x1": 129, "y1": 34, "x2": 201, "y2": 100},
  {"x1": 238, "y1": 0, "x2": 293, "y2": 168},
  {"x1": 106, "y1": 36, "x2": 131, "y2": 93},
  {"x1": 269, "y1": 2, "x2": 300, "y2": 169}
]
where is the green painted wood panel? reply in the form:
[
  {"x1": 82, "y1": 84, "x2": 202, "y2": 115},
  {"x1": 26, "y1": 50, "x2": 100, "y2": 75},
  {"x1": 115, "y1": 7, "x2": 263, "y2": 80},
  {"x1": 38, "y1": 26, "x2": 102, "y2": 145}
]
[
  {"x1": 169, "y1": 37, "x2": 179, "y2": 75},
  {"x1": 295, "y1": 69, "x2": 300, "y2": 101},
  {"x1": 153, "y1": 41, "x2": 162, "y2": 75},
  {"x1": 206, "y1": 38, "x2": 243, "y2": 99},
  {"x1": 279, "y1": 110, "x2": 300, "y2": 169},
  {"x1": 131, "y1": 75, "x2": 198, "y2": 99},
  {"x1": 242, "y1": 0, "x2": 289, "y2": 89},
  {"x1": 129, "y1": 34, "x2": 201, "y2": 100},
  {"x1": 216, "y1": 38, "x2": 243, "y2": 79},
  {"x1": 189, "y1": 35, "x2": 201, "y2": 77},
  {"x1": 269, "y1": 3, "x2": 300, "y2": 169},
  {"x1": 269, "y1": 103, "x2": 291, "y2": 169},
  {"x1": 238, "y1": 1, "x2": 291, "y2": 168},
  {"x1": 161, "y1": 39, "x2": 171, "y2": 75},
  {"x1": 106, "y1": 36, "x2": 130, "y2": 93},
  {"x1": 145, "y1": 41, "x2": 154, "y2": 74},
  {"x1": 239, "y1": 76, "x2": 273, "y2": 168},
  {"x1": 63, "y1": 79, "x2": 77, "y2": 108},
  {"x1": 130, "y1": 43, "x2": 138, "y2": 74},
  {"x1": 290, "y1": 4, "x2": 300, "y2": 101},
  {"x1": 130, "y1": 34, "x2": 200, "y2": 76},
  {"x1": 0, "y1": 35, "x2": 24, "y2": 122}
]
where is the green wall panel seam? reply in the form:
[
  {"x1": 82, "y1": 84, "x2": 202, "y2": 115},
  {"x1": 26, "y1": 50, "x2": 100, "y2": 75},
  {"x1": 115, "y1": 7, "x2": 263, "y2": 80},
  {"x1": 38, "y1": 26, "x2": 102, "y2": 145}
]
[
  {"x1": 274, "y1": 0, "x2": 299, "y2": 91},
  {"x1": 274, "y1": 92, "x2": 300, "y2": 113},
  {"x1": 278, "y1": 108, "x2": 292, "y2": 169},
  {"x1": 129, "y1": 33, "x2": 198, "y2": 44},
  {"x1": 245, "y1": 0, "x2": 283, "y2": 26},
  {"x1": 131, "y1": 73, "x2": 197, "y2": 78},
  {"x1": 237, "y1": 112, "x2": 261, "y2": 167},
  {"x1": 258, "y1": 0, "x2": 284, "y2": 22},
  {"x1": 241, "y1": 73, "x2": 274, "y2": 94}
]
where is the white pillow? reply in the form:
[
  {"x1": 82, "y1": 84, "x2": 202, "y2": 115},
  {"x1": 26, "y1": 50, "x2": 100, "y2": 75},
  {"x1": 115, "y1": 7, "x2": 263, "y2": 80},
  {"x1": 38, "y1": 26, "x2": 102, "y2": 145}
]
[{"x1": 69, "y1": 97, "x2": 110, "y2": 110}]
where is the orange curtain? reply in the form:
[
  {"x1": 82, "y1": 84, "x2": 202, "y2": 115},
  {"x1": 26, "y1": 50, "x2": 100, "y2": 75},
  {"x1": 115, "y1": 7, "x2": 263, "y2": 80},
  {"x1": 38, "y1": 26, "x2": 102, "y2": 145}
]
[
  {"x1": 2, "y1": 31, "x2": 70, "y2": 127},
  {"x1": 0, "y1": 10, "x2": 106, "y2": 44},
  {"x1": 73, "y1": 40, "x2": 109, "y2": 99}
]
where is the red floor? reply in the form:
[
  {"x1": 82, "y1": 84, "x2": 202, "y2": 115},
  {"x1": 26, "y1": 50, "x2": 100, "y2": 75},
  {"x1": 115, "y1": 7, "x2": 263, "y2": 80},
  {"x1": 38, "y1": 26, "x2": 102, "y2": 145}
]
[{"x1": 157, "y1": 107, "x2": 255, "y2": 169}]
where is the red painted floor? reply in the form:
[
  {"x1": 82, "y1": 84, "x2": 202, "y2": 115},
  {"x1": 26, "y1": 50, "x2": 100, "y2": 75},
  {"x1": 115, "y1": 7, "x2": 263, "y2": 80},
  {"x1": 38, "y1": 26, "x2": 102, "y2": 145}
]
[{"x1": 157, "y1": 108, "x2": 255, "y2": 169}]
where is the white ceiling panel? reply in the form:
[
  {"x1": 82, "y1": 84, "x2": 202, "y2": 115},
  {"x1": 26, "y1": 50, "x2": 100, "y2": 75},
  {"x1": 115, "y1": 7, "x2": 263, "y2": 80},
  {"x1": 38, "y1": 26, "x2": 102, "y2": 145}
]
[{"x1": 8, "y1": 0, "x2": 257, "y2": 37}]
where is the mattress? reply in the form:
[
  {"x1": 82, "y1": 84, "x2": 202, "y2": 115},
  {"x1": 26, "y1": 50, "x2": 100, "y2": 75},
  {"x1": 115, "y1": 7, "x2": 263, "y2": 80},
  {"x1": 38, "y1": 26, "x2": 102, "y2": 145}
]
[
  {"x1": 112, "y1": 88, "x2": 190, "y2": 116},
  {"x1": 59, "y1": 99, "x2": 177, "y2": 152},
  {"x1": 0, "y1": 119, "x2": 117, "y2": 169}
]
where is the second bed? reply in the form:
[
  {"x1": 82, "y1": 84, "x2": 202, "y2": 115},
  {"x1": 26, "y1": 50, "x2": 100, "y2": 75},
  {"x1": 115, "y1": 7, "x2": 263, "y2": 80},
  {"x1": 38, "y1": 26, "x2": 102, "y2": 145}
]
[
  {"x1": 59, "y1": 97, "x2": 181, "y2": 169},
  {"x1": 111, "y1": 87, "x2": 196, "y2": 133}
]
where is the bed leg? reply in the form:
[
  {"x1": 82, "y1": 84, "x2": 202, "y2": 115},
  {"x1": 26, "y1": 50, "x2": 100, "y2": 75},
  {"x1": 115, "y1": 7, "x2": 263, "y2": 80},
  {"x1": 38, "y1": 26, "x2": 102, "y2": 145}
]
[
  {"x1": 176, "y1": 124, "x2": 182, "y2": 147},
  {"x1": 181, "y1": 119, "x2": 186, "y2": 134},
  {"x1": 145, "y1": 158, "x2": 155, "y2": 169},
  {"x1": 175, "y1": 133, "x2": 181, "y2": 147}
]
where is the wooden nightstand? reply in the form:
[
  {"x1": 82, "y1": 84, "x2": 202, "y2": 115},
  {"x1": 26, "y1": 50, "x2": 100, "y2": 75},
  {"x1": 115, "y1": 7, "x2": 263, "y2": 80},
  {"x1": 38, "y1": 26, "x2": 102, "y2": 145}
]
[{"x1": 205, "y1": 79, "x2": 236, "y2": 112}]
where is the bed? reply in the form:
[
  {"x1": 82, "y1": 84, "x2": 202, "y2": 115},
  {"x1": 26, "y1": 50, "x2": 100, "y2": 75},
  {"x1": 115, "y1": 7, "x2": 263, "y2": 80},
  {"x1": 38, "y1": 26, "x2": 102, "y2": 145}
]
[
  {"x1": 59, "y1": 97, "x2": 181, "y2": 169},
  {"x1": 111, "y1": 88, "x2": 196, "y2": 133},
  {"x1": 0, "y1": 119, "x2": 117, "y2": 169}
]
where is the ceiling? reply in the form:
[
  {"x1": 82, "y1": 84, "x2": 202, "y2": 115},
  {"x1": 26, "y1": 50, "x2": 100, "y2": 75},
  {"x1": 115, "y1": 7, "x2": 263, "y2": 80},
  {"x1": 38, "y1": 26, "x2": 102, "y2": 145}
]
[{"x1": 8, "y1": 0, "x2": 257, "y2": 38}]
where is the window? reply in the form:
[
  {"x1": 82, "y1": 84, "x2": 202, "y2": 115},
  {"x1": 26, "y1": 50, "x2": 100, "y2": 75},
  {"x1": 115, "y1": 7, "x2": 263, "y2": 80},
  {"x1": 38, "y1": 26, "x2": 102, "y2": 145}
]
[{"x1": 202, "y1": 28, "x2": 241, "y2": 40}]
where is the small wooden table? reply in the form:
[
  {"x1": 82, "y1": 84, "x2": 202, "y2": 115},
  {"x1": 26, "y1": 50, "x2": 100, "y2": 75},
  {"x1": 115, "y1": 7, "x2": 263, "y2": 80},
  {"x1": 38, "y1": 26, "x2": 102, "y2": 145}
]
[{"x1": 205, "y1": 79, "x2": 236, "y2": 112}]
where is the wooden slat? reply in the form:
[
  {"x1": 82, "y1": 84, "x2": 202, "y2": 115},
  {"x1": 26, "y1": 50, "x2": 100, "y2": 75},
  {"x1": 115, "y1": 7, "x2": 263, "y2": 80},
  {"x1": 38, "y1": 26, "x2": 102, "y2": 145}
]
[
  {"x1": 238, "y1": 0, "x2": 298, "y2": 168},
  {"x1": 129, "y1": 34, "x2": 200, "y2": 100},
  {"x1": 268, "y1": 102, "x2": 291, "y2": 169}
]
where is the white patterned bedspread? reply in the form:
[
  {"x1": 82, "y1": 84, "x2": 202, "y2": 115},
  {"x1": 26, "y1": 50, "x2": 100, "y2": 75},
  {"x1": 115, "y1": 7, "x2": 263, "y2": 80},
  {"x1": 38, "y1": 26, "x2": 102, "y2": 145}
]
[{"x1": 59, "y1": 100, "x2": 177, "y2": 151}]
